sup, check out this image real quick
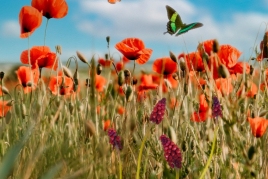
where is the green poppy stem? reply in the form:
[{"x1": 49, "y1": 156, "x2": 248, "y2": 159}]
[
  {"x1": 199, "y1": 126, "x2": 219, "y2": 179},
  {"x1": 135, "y1": 126, "x2": 151, "y2": 179}
]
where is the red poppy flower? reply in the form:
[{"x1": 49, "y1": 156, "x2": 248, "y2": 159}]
[
  {"x1": 115, "y1": 38, "x2": 153, "y2": 65},
  {"x1": 218, "y1": 45, "x2": 242, "y2": 69},
  {"x1": 31, "y1": 0, "x2": 68, "y2": 19},
  {"x1": 215, "y1": 77, "x2": 233, "y2": 96},
  {"x1": 20, "y1": 46, "x2": 57, "y2": 70},
  {"x1": 179, "y1": 52, "x2": 204, "y2": 72},
  {"x1": 0, "y1": 101, "x2": 12, "y2": 117},
  {"x1": 138, "y1": 74, "x2": 158, "y2": 91},
  {"x1": 98, "y1": 58, "x2": 113, "y2": 67},
  {"x1": 237, "y1": 81, "x2": 258, "y2": 98},
  {"x1": 19, "y1": 6, "x2": 42, "y2": 38},
  {"x1": 153, "y1": 57, "x2": 177, "y2": 76},
  {"x1": 108, "y1": 0, "x2": 121, "y2": 4},
  {"x1": 228, "y1": 62, "x2": 250, "y2": 75},
  {"x1": 103, "y1": 120, "x2": 111, "y2": 131},
  {"x1": 248, "y1": 117, "x2": 268, "y2": 138},
  {"x1": 48, "y1": 73, "x2": 74, "y2": 95},
  {"x1": 95, "y1": 75, "x2": 106, "y2": 92},
  {"x1": 17, "y1": 66, "x2": 39, "y2": 93},
  {"x1": 117, "y1": 106, "x2": 125, "y2": 115},
  {"x1": 191, "y1": 94, "x2": 211, "y2": 122},
  {"x1": 200, "y1": 39, "x2": 214, "y2": 56}
]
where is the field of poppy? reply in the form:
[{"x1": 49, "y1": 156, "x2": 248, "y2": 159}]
[{"x1": 1, "y1": 0, "x2": 268, "y2": 179}]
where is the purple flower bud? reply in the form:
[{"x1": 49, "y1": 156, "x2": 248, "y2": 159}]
[
  {"x1": 160, "y1": 135, "x2": 182, "y2": 169},
  {"x1": 107, "y1": 128, "x2": 123, "y2": 151},
  {"x1": 150, "y1": 98, "x2": 166, "y2": 124}
]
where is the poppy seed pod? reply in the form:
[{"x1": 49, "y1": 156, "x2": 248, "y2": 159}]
[
  {"x1": 76, "y1": 51, "x2": 88, "y2": 64},
  {"x1": 169, "y1": 51, "x2": 177, "y2": 63},
  {"x1": 218, "y1": 64, "x2": 230, "y2": 78},
  {"x1": 0, "y1": 72, "x2": 4, "y2": 80},
  {"x1": 55, "y1": 45, "x2": 62, "y2": 55},
  {"x1": 213, "y1": 39, "x2": 220, "y2": 53},
  {"x1": 96, "y1": 63, "x2": 103, "y2": 75},
  {"x1": 118, "y1": 70, "x2": 125, "y2": 86},
  {"x1": 125, "y1": 86, "x2": 133, "y2": 102}
]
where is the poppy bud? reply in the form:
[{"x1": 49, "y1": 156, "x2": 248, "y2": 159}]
[
  {"x1": 26, "y1": 82, "x2": 34, "y2": 87},
  {"x1": 55, "y1": 45, "x2": 62, "y2": 55},
  {"x1": 21, "y1": 103, "x2": 27, "y2": 118},
  {"x1": 125, "y1": 86, "x2": 133, "y2": 102},
  {"x1": 250, "y1": 65, "x2": 254, "y2": 75},
  {"x1": 218, "y1": 64, "x2": 230, "y2": 78},
  {"x1": 179, "y1": 60, "x2": 186, "y2": 72},
  {"x1": 212, "y1": 39, "x2": 220, "y2": 53},
  {"x1": 169, "y1": 51, "x2": 177, "y2": 63},
  {"x1": 0, "y1": 72, "x2": 4, "y2": 80},
  {"x1": 118, "y1": 70, "x2": 125, "y2": 86},
  {"x1": 96, "y1": 63, "x2": 102, "y2": 75},
  {"x1": 62, "y1": 66, "x2": 73, "y2": 78},
  {"x1": 247, "y1": 145, "x2": 255, "y2": 161},
  {"x1": 76, "y1": 51, "x2": 88, "y2": 64},
  {"x1": 132, "y1": 78, "x2": 138, "y2": 85},
  {"x1": 85, "y1": 120, "x2": 96, "y2": 137},
  {"x1": 0, "y1": 86, "x2": 9, "y2": 95},
  {"x1": 124, "y1": 69, "x2": 131, "y2": 78},
  {"x1": 69, "y1": 102, "x2": 74, "y2": 115},
  {"x1": 106, "y1": 36, "x2": 110, "y2": 45},
  {"x1": 105, "y1": 53, "x2": 109, "y2": 60}
]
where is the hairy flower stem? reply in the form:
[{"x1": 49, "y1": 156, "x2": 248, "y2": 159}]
[
  {"x1": 135, "y1": 125, "x2": 152, "y2": 179},
  {"x1": 199, "y1": 126, "x2": 219, "y2": 179}
]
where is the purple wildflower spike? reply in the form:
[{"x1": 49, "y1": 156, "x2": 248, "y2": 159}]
[
  {"x1": 160, "y1": 134, "x2": 182, "y2": 169},
  {"x1": 107, "y1": 128, "x2": 123, "y2": 151},
  {"x1": 212, "y1": 96, "x2": 222, "y2": 119},
  {"x1": 150, "y1": 98, "x2": 166, "y2": 124}
]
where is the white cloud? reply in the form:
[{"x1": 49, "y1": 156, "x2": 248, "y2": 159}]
[
  {"x1": 1, "y1": 20, "x2": 20, "y2": 38},
  {"x1": 74, "y1": 0, "x2": 268, "y2": 60}
]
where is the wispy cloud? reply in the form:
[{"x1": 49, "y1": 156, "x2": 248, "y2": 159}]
[{"x1": 1, "y1": 20, "x2": 20, "y2": 38}]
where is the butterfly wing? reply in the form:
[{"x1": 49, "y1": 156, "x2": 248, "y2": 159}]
[
  {"x1": 175, "y1": 22, "x2": 203, "y2": 36},
  {"x1": 164, "y1": 5, "x2": 184, "y2": 35}
]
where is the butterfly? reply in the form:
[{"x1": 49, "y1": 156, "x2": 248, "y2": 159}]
[{"x1": 164, "y1": 5, "x2": 203, "y2": 36}]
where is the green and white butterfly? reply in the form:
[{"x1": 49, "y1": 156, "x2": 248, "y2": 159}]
[{"x1": 164, "y1": 5, "x2": 203, "y2": 36}]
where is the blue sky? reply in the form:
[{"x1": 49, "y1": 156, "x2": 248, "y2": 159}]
[{"x1": 1, "y1": 0, "x2": 268, "y2": 64}]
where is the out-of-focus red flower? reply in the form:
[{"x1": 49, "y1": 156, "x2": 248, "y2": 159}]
[
  {"x1": 237, "y1": 81, "x2": 258, "y2": 98},
  {"x1": 138, "y1": 74, "x2": 158, "y2": 91},
  {"x1": 228, "y1": 62, "x2": 250, "y2": 75},
  {"x1": 31, "y1": 0, "x2": 68, "y2": 19},
  {"x1": 98, "y1": 58, "x2": 113, "y2": 68},
  {"x1": 179, "y1": 52, "x2": 204, "y2": 72},
  {"x1": 153, "y1": 57, "x2": 177, "y2": 77},
  {"x1": 188, "y1": 71, "x2": 206, "y2": 88},
  {"x1": 191, "y1": 94, "x2": 211, "y2": 122},
  {"x1": 108, "y1": 0, "x2": 120, "y2": 4},
  {"x1": 215, "y1": 77, "x2": 233, "y2": 96},
  {"x1": 103, "y1": 120, "x2": 111, "y2": 131},
  {"x1": 248, "y1": 117, "x2": 268, "y2": 138},
  {"x1": 17, "y1": 66, "x2": 39, "y2": 93},
  {"x1": 115, "y1": 38, "x2": 153, "y2": 65},
  {"x1": 0, "y1": 101, "x2": 12, "y2": 117},
  {"x1": 20, "y1": 46, "x2": 57, "y2": 70},
  {"x1": 19, "y1": 6, "x2": 42, "y2": 38},
  {"x1": 201, "y1": 39, "x2": 214, "y2": 56},
  {"x1": 115, "y1": 61, "x2": 124, "y2": 71},
  {"x1": 48, "y1": 73, "x2": 74, "y2": 95},
  {"x1": 95, "y1": 75, "x2": 106, "y2": 92},
  {"x1": 117, "y1": 106, "x2": 125, "y2": 115}
]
